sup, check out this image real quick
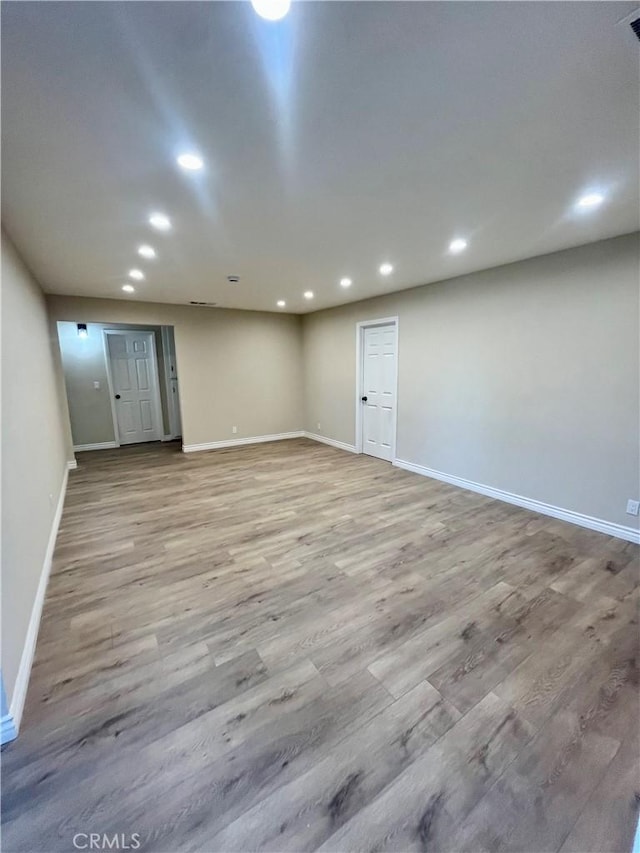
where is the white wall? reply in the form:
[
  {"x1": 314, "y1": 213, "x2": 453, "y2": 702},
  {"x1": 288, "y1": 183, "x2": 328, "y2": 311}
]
[
  {"x1": 1, "y1": 231, "x2": 72, "y2": 726},
  {"x1": 303, "y1": 234, "x2": 640, "y2": 531}
]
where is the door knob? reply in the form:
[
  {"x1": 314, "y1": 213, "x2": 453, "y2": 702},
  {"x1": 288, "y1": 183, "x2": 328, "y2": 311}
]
[
  {"x1": 361, "y1": 396, "x2": 368, "y2": 402},
  {"x1": 115, "y1": 394, "x2": 121, "y2": 399}
]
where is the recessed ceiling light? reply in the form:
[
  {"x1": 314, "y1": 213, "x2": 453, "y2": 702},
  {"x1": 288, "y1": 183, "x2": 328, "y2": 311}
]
[
  {"x1": 251, "y1": 0, "x2": 291, "y2": 21},
  {"x1": 149, "y1": 213, "x2": 171, "y2": 231},
  {"x1": 449, "y1": 238, "x2": 468, "y2": 254},
  {"x1": 128, "y1": 269, "x2": 144, "y2": 281},
  {"x1": 340, "y1": 277, "x2": 352, "y2": 288},
  {"x1": 379, "y1": 263, "x2": 393, "y2": 276},
  {"x1": 304, "y1": 291, "x2": 314, "y2": 300},
  {"x1": 177, "y1": 153, "x2": 204, "y2": 171},
  {"x1": 576, "y1": 192, "x2": 605, "y2": 210},
  {"x1": 138, "y1": 245, "x2": 156, "y2": 259},
  {"x1": 277, "y1": 300, "x2": 286, "y2": 307},
  {"x1": 122, "y1": 284, "x2": 135, "y2": 293}
]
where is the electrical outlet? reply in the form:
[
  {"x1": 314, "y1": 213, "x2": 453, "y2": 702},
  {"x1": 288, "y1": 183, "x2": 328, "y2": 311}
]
[
  {"x1": 232, "y1": 426, "x2": 237, "y2": 434},
  {"x1": 626, "y1": 499, "x2": 639, "y2": 516},
  {"x1": 317, "y1": 422, "x2": 321, "y2": 431},
  {"x1": 93, "y1": 380, "x2": 100, "y2": 390}
]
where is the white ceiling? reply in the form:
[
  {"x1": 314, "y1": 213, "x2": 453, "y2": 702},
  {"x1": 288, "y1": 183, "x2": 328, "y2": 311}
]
[{"x1": 2, "y1": 1, "x2": 639, "y2": 314}]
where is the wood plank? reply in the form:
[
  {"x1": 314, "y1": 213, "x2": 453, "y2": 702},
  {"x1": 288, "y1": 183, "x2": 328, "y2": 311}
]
[
  {"x1": 318, "y1": 691, "x2": 535, "y2": 852},
  {"x1": 207, "y1": 680, "x2": 461, "y2": 851},
  {"x1": 2, "y1": 439, "x2": 637, "y2": 853}
]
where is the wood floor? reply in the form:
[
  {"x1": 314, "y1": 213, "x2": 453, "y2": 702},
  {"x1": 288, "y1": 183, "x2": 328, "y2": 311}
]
[{"x1": 2, "y1": 439, "x2": 639, "y2": 853}]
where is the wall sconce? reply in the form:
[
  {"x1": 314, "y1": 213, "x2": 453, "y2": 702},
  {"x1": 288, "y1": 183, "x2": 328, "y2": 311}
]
[{"x1": 77, "y1": 323, "x2": 88, "y2": 339}]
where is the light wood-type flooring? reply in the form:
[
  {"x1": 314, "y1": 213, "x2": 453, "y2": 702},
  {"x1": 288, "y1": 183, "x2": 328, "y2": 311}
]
[{"x1": 2, "y1": 439, "x2": 639, "y2": 852}]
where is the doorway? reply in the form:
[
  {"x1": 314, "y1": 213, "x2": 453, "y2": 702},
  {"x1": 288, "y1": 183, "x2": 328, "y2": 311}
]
[
  {"x1": 104, "y1": 330, "x2": 164, "y2": 445},
  {"x1": 355, "y1": 317, "x2": 398, "y2": 461},
  {"x1": 57, "y1": 321, "x2": 182, "y2": 453}
]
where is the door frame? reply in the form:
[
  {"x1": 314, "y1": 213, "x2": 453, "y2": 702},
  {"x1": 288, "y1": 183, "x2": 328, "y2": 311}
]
[
  {"x1": 103, "y1": 329, "x2": 164, "y2": 446},
  {"x1": 160, "y1": 325, "x2": 182, "y2": 439},
  {"x1": 354, "y1": 316, "x2": 399, "y2": 459}
]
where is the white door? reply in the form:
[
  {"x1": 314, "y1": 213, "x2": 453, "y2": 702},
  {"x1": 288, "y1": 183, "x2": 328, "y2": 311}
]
[
  {"x1": 361, "y1": 323, "x2": 397, "y2": 461},
  {"x1": 106, "y1": 331, "x2": 162, "y2": 445}
]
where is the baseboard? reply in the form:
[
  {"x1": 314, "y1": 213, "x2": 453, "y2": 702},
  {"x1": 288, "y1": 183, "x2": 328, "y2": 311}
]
[
  {"x1": 67, "y1": 459, "x2": 78, "y2": 470},
  {"x1": 393, "y1": 458, "x2": 640, "y2": 544},
  {"x1": 162, "y1": 434, "x2": 178, "y2": 442},
  {"x1": 303, "y1": 432, "x2": 358, "y2": 454},
  {"x1": 6, "y1": 465, "x2": 69, "y2": 737},
  {"x1": 1, "y1": 714, "x2": 17, "y2": 745},
  {"x1": 182, "y1": 431, "x2": 305, "y2": 453},
  {"x1": 73, "y1": 441, "x2": 118, "y2": 452},
  {"x1": 632, "y1": 816, "x2": 640, "y2": 853}
]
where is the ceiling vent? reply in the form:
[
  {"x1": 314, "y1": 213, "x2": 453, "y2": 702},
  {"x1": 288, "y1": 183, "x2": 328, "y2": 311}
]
[
  {"x1": 189, "y1": 300, "x2": 217, "y2": 307},
  {"x1": 227, "y1": 275, "x2": 240, "y2": 284},
  {"x1": 631, "y1": 18, "x2": 640, "y2": 40}
]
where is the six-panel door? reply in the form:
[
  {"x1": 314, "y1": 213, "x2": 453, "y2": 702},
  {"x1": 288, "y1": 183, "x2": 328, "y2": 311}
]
[
  {"x1": 107, "y1": 332, "x2": 161, "y2": 445},
  {"x1": 362, "y1": 324, "x2": 396, "y2": 461}
]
